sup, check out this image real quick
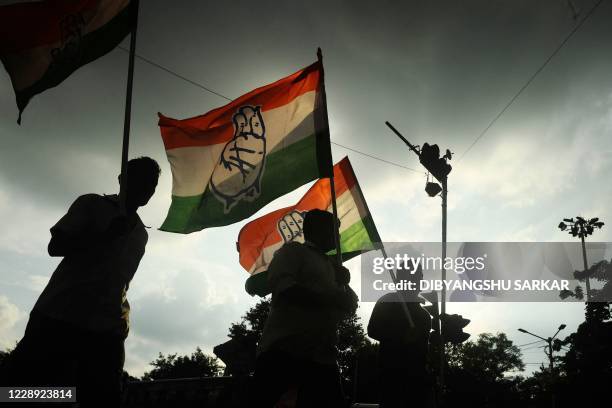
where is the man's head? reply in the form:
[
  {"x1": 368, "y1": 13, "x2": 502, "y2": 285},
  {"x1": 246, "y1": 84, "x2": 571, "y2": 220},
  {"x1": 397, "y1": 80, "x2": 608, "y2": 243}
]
[
  {"x1": 119, "y1": 157, "x2": 161, "y2": 209},
  {"x1": 303, "y1": 209, "x2": 339, "y2": 252}
]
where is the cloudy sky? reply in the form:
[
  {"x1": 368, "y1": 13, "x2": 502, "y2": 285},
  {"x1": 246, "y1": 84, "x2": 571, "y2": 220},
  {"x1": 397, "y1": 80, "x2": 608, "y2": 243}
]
[{"x1": 1, "y1": 0, "x2": 611, "y2": 376}]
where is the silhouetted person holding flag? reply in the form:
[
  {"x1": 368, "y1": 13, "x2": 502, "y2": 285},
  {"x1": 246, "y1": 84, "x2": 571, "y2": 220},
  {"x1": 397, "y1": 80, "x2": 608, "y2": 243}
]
[
  {"x1": 368, "y1": 265, "x2": 431, "y2": 408},
  {"x1": 0, "y1": 157, "x2": 160, "y2": 407},
  {"x1": 251, "y1": 209, "x2": 357, "y2": 408}
]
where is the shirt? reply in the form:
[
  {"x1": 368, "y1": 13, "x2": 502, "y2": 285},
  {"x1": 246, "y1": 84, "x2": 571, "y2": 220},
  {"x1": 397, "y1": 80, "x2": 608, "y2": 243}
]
[
  {"x1": 257, "y1": 241, "x2": 345, "y2": 365},
  {"x1": 33, "y1": 194, "x2": 147, "y2": 337}
]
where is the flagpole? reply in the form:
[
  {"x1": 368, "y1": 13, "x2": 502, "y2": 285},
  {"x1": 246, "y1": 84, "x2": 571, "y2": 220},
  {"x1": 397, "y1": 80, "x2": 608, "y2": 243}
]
[
  {"x1": 119, "y1": 0, "x2": 140, "y2": 215},
  {"x1": 347, "y1": 159, "x2": 415, "y2": 328},
  {"x1": 328, "y1": 175, "x2": 343, "y2": 265},
  {"x1": 317, "y1": 48, "x2": 342, "y2": 265}
]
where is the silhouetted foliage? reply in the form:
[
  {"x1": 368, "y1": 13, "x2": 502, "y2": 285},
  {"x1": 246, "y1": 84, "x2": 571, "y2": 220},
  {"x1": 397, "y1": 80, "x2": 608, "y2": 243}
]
[
  {"x1": 337, "y1": 311, "x2": 371, "y2": 397},
  {"x1": 516, "y1": 369, "x2": 551, "y2": 407},
  {"x1": 228, "y1": 298, "x2": 271, "y2": 343},
  {"x1": 447, "y1": 332, "x2": 524, "y2": 378},
  {"x1": 550, "y1": 258, "x2": 612, "y2": 405},
  {"x1": 122, "y1": 370, "x2": 138, "y2": 382},
  {"x1": 0, "y1": 346, "x2": 15, "y2": 379},
  {"x1": 555, "y1": 314, "x2": 612, "y2": 405},
  {"x1": 141, "y1": 347, "x2": 221, "y2": 380},
  {"x1": 445, "y1": 332, "x2": 525, "y2": 407},
  {"x1": 0, "y1": 349, "x2": 10, "y2": 367},
  {"x1": 581, "y1": 259, "x2": 612, "y2": 324},
  {"x1": 351, "y1": 342, "x2": 379, "y2": 403},
  {"x1": 559, "y1": 258, "x2": 612, "y2": 305}
]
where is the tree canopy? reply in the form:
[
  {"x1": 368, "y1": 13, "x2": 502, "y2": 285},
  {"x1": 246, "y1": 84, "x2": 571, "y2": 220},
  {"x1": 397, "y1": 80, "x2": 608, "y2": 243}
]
[
  {"x1": 142, "y1": 347, "x2": 222, "y2": 381},
  {"x1": 445, "y1": 332, "x2": 525, "y2": 407},
  {"x1": 447, "y1": 332, "x2": 525, "y2": 379}
]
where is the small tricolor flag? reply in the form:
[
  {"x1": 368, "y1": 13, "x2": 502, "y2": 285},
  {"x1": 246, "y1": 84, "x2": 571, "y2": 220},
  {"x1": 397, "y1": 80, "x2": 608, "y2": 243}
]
[
  {"x1": 158, "y1": 60, "x2": 332, "y2": 233},
  {"x1": 0, "y1": 0, "x2": 137, "y2": 123},
  {"x1": 238, "y1": 156, "x2": 382, "y2": 296}
]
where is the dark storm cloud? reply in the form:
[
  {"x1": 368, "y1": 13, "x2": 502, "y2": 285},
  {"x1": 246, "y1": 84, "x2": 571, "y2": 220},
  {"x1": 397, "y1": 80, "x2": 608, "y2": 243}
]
[
  {"x1": 163, "y1": 0, "x2": 599, "y2": 190},
  {"x1": 2, "y1": 0, "x2": 610, "y2": 191}
]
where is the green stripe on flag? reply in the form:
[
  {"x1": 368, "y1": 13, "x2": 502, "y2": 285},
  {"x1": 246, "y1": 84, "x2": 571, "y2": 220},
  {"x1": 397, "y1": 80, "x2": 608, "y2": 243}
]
[
  {"x1": 161, "y1": 134, "x2": 321, "y2": 233},
  {"x1": 338, "y1": 214, "x2": 381, "y2": 254}
]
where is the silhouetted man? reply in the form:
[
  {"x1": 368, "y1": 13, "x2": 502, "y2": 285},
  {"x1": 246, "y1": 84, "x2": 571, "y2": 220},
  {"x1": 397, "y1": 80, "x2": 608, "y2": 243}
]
[
  {"x1": 0, "y1": 157, "x2": 160, "y2": 407},
  {"x1": 368, "y1": 266, "x2": 431, "y2": 408},
  {"x1": 251, "y1": 209, "x2": 357, "y2": 408}
]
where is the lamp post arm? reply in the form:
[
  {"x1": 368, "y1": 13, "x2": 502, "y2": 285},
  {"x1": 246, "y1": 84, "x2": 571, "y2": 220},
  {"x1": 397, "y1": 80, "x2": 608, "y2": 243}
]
[
  {"x1": 385, "y1": 121, "x2": 421, "y2": 157},
  {"x1": 520, "y1": 330, "x2": 548, "y2": 342}
]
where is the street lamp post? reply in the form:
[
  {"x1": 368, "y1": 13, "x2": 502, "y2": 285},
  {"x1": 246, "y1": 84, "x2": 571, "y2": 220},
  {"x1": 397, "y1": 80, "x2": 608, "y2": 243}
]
[
  {"x1": 385, "y1": 121, "x2": 453, "y2": 395},
  {"x1": 518, "y1": 325, "x2": 566, "y2": 408},
  {"x1": 558, "y1": 217, "x2": 604, "y2": 301}
]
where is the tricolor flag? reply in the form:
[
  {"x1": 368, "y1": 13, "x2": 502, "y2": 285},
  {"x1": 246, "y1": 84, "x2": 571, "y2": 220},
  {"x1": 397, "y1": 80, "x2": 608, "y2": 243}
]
[
  {"x1": 0, "y1": 0, "x2": 137, "y2": 123},
  {"x1": 238, "y1": 157, "x2": 382, "y2": 296},
  {"x1": 158, "y1": 60, "x2": 332, "y2": 233}
]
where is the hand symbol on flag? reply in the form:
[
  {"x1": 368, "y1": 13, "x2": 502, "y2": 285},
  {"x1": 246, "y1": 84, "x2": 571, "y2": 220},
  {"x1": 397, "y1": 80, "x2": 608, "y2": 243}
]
[
  {"x1": 277, "y1": 210, "x2": 306, "y2": 243},
  {"x1": 210, "y1": 106, "x2": 267, "y2": 212}
]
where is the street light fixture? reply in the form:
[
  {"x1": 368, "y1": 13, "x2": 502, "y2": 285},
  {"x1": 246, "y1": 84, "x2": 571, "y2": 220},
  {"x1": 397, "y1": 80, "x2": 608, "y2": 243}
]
[
  {"x1": 517, "y1": 325, "x2": 567, "y2": 370},
  {"x1": 518, "y1": 325, "x2": 567, "y2": 408},
  {"x1": 551, "y1": 325, "x2": 566, "y2": 342}
]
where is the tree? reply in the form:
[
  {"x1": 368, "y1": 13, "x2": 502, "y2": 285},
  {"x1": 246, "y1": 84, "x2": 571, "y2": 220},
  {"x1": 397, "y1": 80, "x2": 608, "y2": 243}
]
[
  {"x1": 445, "y1": 332, "x2": 525, "y2": 407},
  {"x1": 0, "y1": 349, "x2": 10, "y2": 370},
  {"x1": 447, "y1": 332, "x2": 524, "y2": 379},
  {"x1": 560, "y1": 258, "x2": 612, "y2": 321},
  {"x1": 141, "y1": 347, "x2": 222, "y2": 380},
  {"x1": 122, "y1": 370, "x2": 138, "y2": 381},
  {"x1": 0, "y1": 346, "x2": 15, "y2": 379},
  {"x1": 216, "y1": 298, "x2": 271, "y2": 375},
  {"x1": 555, "y1": 308, "x2": 612, "y2": 405},
  {"x1": 337, "y1": 311, "x2": 371, "y2": 395},
  {"x1": 228, "y1": 298, "x2": 271, "y2": 343},
  {"x1": 553, "y1": 258, "x2": 612, "y2": 404},
  {"x1": 516, "y1": 370, "x2": 550, "y2": 407}
]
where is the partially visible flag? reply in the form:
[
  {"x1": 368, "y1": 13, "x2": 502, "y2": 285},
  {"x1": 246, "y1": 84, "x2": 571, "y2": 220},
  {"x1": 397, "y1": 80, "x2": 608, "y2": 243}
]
[
  {"x1": 238, "y1": 156, "x2": 382, "y2": 296},
  {"x1": 158, "y1": 60, "x2": 332, "y2": 233},
  {"x1": 0, "y1": 0, "x2": 136, "y2": 123}
]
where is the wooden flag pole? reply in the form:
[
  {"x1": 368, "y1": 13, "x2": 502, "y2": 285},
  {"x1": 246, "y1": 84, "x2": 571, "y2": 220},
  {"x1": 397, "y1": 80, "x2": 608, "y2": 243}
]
[
  {"x1": 316, "y1": 48, "x2": 342, "y2": 265},
  {"x1": 118, "y1": 0, "x2": 140, "y2": 215}
]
